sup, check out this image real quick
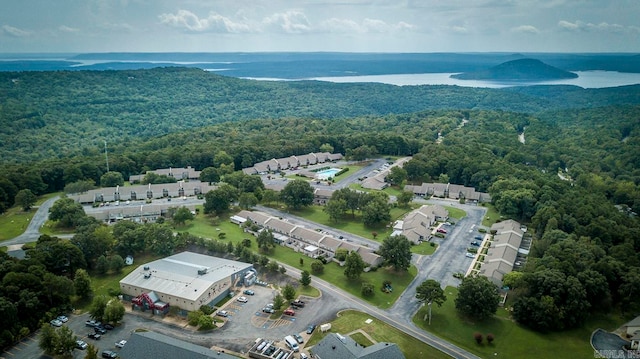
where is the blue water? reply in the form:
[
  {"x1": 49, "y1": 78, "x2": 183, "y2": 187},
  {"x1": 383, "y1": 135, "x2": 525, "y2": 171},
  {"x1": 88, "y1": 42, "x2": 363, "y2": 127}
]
[
  {"x1": 1, "y1": 52, "x2": 639, "y2": 88},
  {"x1": 316, "y1": 168, "x2": 341, "y2": 180}
]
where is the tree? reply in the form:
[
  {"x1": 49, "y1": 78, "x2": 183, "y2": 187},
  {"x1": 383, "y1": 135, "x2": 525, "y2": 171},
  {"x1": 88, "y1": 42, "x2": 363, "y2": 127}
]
[
  {"x1": 49, "y1": 197, "x2": 86, "y2": 228},
  {"x1": 261, "y1": 189, "x2": 279, "y2": 204},
  {"x1": 455, "y1": 276, "x2": 500, "y2": 320},
  {"x1": 198, "y1": 314, "x2": 214, "y2": 330},
  {"x1": 15, "y1": 189, "x2": 36, "y2": 211},
  {"x1": 239, "y1": 192, "x2": 258, "y2": 209},
  {"x1": 397, "y1": 190, "x2": 414, "y2": 207},
  {"x1": 324, "y1": 198, "x2": 347, "y2": 223},
  {"x1": 280, "y1": 179, "x2": 314, "y2": 210},
  {"x1": 300, "y1": 270, "x2": 311, "y2": 287},
  {"x1": 362, "y1": 196, "x2": 391, "y2": 227},
  {"x1": 282, "y1": 284, "x2": 296, "y2": 301},
  {"x1": 100, "y1": 171, "x2": 124, "y2": 187},
  {"x1": 273, "y1": 293, "x2": 285, "y2": 310},
  {"x1": 386, "y1": 166, "x2": 407, "y2": 186},
  {"x1": 199, "y1": 167, "x2": 220, "y2": 184},
  {"x1": 473, "y1": 332, "x2": 483, "y2": 344},
  {"x1": 311, "y1": 260, "x2": 324, "y2": 275},
  {"x1": 109, "y1": 255, "x2": 124, "y2": 273},
  {"x1": 203, "y1": 184, "x2": 238, "y2": 215},
  {"x1": 103, "y1": 298, "x2": 125, "y2": 324},
  {"x1": 319, "y1": 143, "x2": 334, "y2": 153},
  {"x1": 486, "y1": 333, "x2": 495, "y2": 344},
  {"x1": 415, "y1": 279, "x2": 447, "y2": 307},
  {"x1": 361, "y1": 282, "x2": 375, "y2": 297},
  {"x1": 334, "y1": 248, "x2": 349, "y2": 262},
  {"x1": 257, "y1": 229, "x2": 276, "y2": 253},
  {"x1": 74, "y1": 269, "x2": 93, "y2": 299},
  {"x1": 89, "y1": 295, "x2": 109, "y2": 321},
  {"x1": 344, "y1": 251, "x2": 365, "y2": 280},
  {"x1": 94, "y1": 255, "x2": 108, "y2": 274},
  {"x1": 38, "y1": 323, "x2": 56, "y2": 354},
  {"x1": 172, "y1": 206, "x2": 194, "y2": 226},
  {"x1": 379, "y1": 235, "x2": 412, "y2": 271}
]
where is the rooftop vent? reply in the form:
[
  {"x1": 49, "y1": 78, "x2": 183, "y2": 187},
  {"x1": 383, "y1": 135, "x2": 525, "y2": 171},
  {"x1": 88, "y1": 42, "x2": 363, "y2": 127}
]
[
  {"x1": 143, "y1": 265, "x2": 150, "y2": 270},
  {"x1": 197, "y1": 268, "x2": 208, "y2": 275},
  {"x1": 143, "y1": 273, "x2": 151, "y2": 279}
]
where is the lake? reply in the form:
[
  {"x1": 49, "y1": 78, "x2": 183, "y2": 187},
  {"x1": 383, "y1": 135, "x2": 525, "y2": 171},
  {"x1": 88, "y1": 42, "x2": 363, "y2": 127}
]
[{"x1": 244, "y1": 71, "x2": 640, "y2": 89}]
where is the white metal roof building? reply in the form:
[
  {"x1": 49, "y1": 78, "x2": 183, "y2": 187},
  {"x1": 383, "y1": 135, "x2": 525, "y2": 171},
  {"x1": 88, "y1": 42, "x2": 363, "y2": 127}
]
[{"x1": 119, "y1": 251, "x2": 254, "y2": 312}]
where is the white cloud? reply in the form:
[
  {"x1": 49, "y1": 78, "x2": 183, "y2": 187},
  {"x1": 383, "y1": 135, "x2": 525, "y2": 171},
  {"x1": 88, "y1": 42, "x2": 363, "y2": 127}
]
[
  {"x1": 2, "y1": 25, "x2": 31, "y2": 37},
  {"x1": 159, "y1": 9, "x2": 252, "y2": 33},
  {"x1": 450, "y1": 26, "x2": 469, "y2": 34},
  {"x1": 558, "y1": 20, "x2": 628, "y2": 33},
  {"x1": 319, "y1": 17, "x2": 414, "y2": 34},
  {"x1": 262, "y1": 10, "x2": 311, "y2": 33},
  {"x1": 58, "y1": 25, "x2": 79, "y2": 33},
  {"x1": 511, "y1": 25, "x2": 540, "y2": 34}
]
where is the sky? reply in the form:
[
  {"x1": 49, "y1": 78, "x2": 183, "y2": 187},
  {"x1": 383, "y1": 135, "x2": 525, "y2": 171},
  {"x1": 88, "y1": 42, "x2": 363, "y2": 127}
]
[{"x1": 0, "y1": 0, "x2": 638, "y2": 53}]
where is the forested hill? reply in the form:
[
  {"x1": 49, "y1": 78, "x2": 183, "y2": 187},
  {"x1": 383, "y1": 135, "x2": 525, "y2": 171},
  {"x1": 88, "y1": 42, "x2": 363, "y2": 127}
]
[
  {"x1": 1, "y1": 67, "x2": 640, "y2": 163},
  {"x1": 451, "y1": 58, "x2": 578, "y2": 81}
]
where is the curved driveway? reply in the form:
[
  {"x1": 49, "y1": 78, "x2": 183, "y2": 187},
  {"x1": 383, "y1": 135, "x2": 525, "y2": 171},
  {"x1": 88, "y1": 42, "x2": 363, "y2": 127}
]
[{"x1": 3, "y1": 195, "x2": 59, "y2": 247}]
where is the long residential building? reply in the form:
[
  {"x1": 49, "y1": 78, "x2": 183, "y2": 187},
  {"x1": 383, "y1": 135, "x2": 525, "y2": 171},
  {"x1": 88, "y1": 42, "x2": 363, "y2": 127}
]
[
  {"x1": 129, "y1": 166, "x2": 201, "y2": 183},
  {"x1": 68, "y1": 181, "x2": 217, "y2": 204},
  {"x1": 242, "y1": 152, "x2": 343, "y2": 174},
  {"x1": 404, "y1": 182, "x2": 491, "y2": 203},
  {"x1": 479, "y1": 219, "x2": 525, "y2": 286},
  {"x1": 233, "y1": 210, "x2": 383, "y2": 268}
]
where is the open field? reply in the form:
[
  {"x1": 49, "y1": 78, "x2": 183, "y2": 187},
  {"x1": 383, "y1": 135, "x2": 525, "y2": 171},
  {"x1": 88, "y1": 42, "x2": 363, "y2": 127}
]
[
  {"x1": 480, "y1": 203, "x2": 500, "y2": 227},
  {"x1": 308, "y1": 310, "x2": 450, "y2": 359},
  {"x1": 413, "y1": 286, "x2": 624, "y2": 359},
  {"x1": 290, "y1": 204, "x2": 412, "y2": 241},
  {"x1": 0, "y1": 192, "x2": 60, "y2": 241}
]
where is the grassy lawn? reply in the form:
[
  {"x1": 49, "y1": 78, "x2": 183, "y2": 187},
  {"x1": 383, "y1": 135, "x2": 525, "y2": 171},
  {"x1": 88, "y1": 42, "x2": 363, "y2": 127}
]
[
  {"x1": 40, "y1": 220, "x2": 76, "y2": 236},
  {"x1": 442, "y1": 205, "x2": 467, "y2": 220},
  {"x1": 349, "y1": 332, "x2": 374, "y2": 347},
  {"x1": 289, "y1": 205, "x2": 411, "y2": 241},
  {"x1": 333, "y1": 165, "x2": 363, "y2": 183},
  {"x1": 0, "y1": 192, "x2": 61, "y2": 242},
  {"x1": 307, "y1": 310, "x2": 450, "y2": 359},
  {"x1": 266, "y1": 243, "x2": 415, "y2": 309},
  {"x1": 298, "y1": 285, "x2": 320, "y2": 298},
  {"x1": 481, "y1": 203, "x2": 501, "y2": 227},
  {"x1": 413, "y1": 286, "x2": 619, "y2": 359},
  {"x1": 383, "y1": 186, "x2": 404, "y2": 197},
  {"x1": 411, "y1": 241, "x2": 438, "y2": 255}
]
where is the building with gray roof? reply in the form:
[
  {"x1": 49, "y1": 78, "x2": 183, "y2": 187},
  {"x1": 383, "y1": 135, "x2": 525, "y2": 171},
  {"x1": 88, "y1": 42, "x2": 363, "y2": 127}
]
[
  {"x1": 120, "y1": 251, "x2": 254, "y2": 312},
  {"x1": 118, "y1": 331, "x2": 238, "y2": 359},
  {"x1": 311, "y1": 333, "x2": 405, "y2": 359}
]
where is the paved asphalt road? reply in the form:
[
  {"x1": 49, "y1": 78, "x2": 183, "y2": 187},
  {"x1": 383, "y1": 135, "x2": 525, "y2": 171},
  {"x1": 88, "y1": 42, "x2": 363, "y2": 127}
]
[{"x1": 4, "y1": 195, "x2": 59, "y2": 247}]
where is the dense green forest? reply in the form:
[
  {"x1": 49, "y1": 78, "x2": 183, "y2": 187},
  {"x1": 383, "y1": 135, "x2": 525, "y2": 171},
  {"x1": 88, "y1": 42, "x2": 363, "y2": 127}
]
[
  {"x1": 1, "y1": 68, "x2": 639, "y2": 339},
  {"x1": 2, "y1": 68, "x2": 640, "y2": 163}
]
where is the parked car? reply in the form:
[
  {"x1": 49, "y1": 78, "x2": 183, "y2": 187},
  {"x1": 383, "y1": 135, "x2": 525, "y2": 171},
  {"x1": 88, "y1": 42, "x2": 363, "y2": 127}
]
[
  {"x1": 290, "y1": 299, "x2": 305, "y2": 308},
  {"x1": 57, "y1": 315, "x2": 69, "y2": 323},
  {"x1": 437, "y1": 228, "x2": 447, "y2": 234},
  {"x1": 237, "y1": 296, "x2": 248, "y2": 303},
  {"x1": 103, "y1": 324, "x2": 115, "y2": 330},
  {"x1": 262, "y1": 307, "x2": 275, "y2": 314},
  {"x1": 243, "y1": 289, "x2": 255, "y2": 296},
  {"x1": 101, "y1": 350, "x2": 118, "y2": 358},
  {"x1": 75, "y1": 340, "x2": 88, "y2": 350},
  {"x1": 470, "y1": 241, "x2": 480, "y2": 246},
  {"x1": 306, "y1": 324, "x2": 316, "y2": 334},
  {"x1": 216, "y1": 310, "x2": 229, "y2": 317},
  {"x1": 115, "y1": 340, "x2": 127, "y2": 348},
  {"x1": 50, "y1": 319, "x2": 63, "y2": 327},
  {"x1": 94, "y1": 326, "x2": 107, "y2": 334},
  {"x1": 465, "y1": 253, "x2": 475, "y2": 258},
  {"x1": 88, "y1": 333, "x2": 101, "y2": 340},
  {"x1": 85, "y1": 320, "x2": 101, "y2": 328},
  {"x1": 293, "y1": 334, "x2": 304, "y2": 344},
  {"x1": 474, "y1": 235, "x2": 483, "y2": 240},
  {"x1": 283, "y1": 309, "x2": 296, "y2": 316},
  {"x1": 300, "y1": 353, "x2": 309, "y2": 359}
]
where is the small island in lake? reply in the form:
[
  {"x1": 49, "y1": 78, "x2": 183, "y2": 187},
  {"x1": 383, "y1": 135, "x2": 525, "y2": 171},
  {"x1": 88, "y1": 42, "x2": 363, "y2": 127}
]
[{"x1": 450, "y1": 58, "x2": 578, "y2": 81}]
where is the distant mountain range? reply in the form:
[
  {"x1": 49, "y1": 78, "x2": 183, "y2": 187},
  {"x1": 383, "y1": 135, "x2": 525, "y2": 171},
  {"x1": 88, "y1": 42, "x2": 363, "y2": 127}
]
[{"x1": 450, "y1": 59, "x2": 578, "y2": 81}]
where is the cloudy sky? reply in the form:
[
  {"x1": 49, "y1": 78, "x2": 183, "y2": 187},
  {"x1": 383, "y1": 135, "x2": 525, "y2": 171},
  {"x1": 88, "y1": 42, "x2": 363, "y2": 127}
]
[{"x1": 1, "y1": 0, "x2": 638, "y2": 53}]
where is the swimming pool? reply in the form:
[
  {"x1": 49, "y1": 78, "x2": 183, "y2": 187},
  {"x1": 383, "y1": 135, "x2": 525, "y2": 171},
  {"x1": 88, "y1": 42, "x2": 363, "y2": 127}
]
[{"x1": 316, "y1": 168, "x2": 342, "y2": 180}]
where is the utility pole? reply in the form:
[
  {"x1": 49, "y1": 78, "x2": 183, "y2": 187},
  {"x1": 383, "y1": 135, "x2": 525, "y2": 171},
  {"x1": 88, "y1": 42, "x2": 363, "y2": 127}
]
[{"x1": 104, "y1": 140, "x2": 110, "y2": 172}]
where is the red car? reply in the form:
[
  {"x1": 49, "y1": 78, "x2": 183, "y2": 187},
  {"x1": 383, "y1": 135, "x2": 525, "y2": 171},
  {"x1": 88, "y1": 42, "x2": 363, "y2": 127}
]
[
  {"x1": 437, "y1": 228, "x2": 447, "y2": 234},
  {"x1": 283, "y1": 309, "x2": 295, "y2": 316}
]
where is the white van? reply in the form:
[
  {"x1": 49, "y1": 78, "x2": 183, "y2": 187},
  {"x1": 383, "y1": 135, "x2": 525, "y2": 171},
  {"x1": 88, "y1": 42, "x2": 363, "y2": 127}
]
[{"x1": 284, "y1": 335, "x2": 299, "y2": 352}]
